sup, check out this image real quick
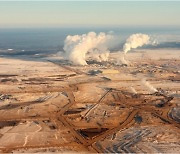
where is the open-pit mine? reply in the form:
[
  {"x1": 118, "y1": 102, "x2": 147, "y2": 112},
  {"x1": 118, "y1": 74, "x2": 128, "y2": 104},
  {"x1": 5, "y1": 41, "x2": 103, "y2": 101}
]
[{"x1": 0, "y1": 49, "x2": 179, "y2": 153}]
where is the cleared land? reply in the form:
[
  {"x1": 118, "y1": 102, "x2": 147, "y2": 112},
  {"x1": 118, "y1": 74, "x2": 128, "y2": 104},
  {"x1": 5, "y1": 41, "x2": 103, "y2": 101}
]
[{"x1": 0, "y1": 49, "x2": 179, "y2": 153}]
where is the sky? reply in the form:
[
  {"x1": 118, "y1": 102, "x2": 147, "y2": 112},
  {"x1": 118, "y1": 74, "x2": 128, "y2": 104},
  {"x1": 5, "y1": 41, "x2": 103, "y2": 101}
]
[{"x1": 0, "y1": 1, "x2": 180, "y2": 28}]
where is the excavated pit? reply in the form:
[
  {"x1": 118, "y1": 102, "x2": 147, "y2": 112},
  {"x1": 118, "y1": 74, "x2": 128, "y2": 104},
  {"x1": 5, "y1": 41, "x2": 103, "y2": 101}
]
[
  {"x1": 78, "y1": 128, "x2": 109, "y2": 139},
  {"x1": 0, "y1": 50, "x2": 180, "y2": 153}
]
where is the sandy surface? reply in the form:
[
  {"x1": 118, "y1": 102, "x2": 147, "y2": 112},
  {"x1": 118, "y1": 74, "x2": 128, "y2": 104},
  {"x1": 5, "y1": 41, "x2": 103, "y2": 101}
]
[{"x1": 0, "y1": 49, "x2": 179, "y2": 153}]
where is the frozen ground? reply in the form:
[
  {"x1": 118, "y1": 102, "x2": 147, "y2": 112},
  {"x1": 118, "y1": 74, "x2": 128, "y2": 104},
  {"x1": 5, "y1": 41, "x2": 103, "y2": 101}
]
[{"x1": 0, "y1": 49, "x2": 179, "y2": 153}]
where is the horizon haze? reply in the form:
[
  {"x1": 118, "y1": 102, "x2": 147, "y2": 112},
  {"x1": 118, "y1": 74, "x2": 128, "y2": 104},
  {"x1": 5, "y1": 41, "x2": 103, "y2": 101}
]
[{"x1": 0, "y1": 1, "x2": 180, "y2": 28}]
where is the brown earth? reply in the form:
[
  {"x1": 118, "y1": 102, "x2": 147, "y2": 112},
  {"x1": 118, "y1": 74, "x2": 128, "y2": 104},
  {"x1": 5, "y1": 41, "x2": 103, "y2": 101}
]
[{"x1": 0, "y1": 49, "x2": 179, "y2": 153}]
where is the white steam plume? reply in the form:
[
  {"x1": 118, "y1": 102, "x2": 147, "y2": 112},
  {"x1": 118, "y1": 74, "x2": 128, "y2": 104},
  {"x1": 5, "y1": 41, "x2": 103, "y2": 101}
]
[
  {"x1": 120, "y1": 53, "x2": 129, "y2": 65},
  {"x1": 130, "y1": 87, "x2": 137, "y2": 94},
  {"x1": 123, "y1": 33, "x2": 150, "y2": 54},
  {"x1": 63, "y1": 32, "x2": 113, "y2": 65},
  {"x1": 141, "y1": 78, "x2": 157, "y2": 93}
]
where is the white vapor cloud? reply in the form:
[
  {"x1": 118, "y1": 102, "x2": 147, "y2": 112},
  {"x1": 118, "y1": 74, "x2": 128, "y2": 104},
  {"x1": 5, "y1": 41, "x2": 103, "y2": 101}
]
[
  {"x1": 123, "y1": 33, "x2": 150, "y2": 54},
  {"x1": 141, "y1": 78, "x2": 157, "y2": 93},
  {"x1": 63, "y1": 32, "x2": 113, "y2": 65}
]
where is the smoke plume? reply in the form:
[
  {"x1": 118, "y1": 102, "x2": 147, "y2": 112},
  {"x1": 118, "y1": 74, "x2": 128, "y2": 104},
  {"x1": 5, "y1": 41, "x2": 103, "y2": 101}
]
[
  {"x1": 123, "y1": 33, "x2": 150, "y2": 54},
  {"x1": 130, "y1": 87, "x2": 137, "y2": 94},
  {"x1": 63, "y1": 32, "x2": 113, "y2": 65},
  {"x1": 141, "y1": 78, "x2": 157, "y2": 93}
]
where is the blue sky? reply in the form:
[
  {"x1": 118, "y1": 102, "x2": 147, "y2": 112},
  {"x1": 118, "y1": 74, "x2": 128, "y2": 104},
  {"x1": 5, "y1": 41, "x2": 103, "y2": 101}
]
[{"x1": 0, "y1": 1, "x2": 180, "y2": 28}]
